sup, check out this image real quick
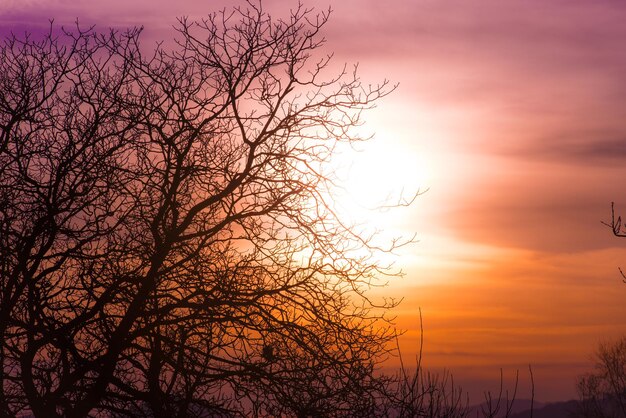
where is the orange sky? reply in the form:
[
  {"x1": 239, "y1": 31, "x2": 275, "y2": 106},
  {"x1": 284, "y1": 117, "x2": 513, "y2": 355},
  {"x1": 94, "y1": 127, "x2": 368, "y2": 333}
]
[{"x1": 4, "y1": 0, "x2": 626, "y2": 403}]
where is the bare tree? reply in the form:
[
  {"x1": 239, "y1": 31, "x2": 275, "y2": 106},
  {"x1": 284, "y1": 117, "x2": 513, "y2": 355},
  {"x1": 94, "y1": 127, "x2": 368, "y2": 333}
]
[
  {"x1": 0, "y1": 2, "x2": 538, "y2": 417},
  {"x1": 603, "y1": 202, "x2": 626, "y2": 283},
  {"x1": 573, "y1": 201, "x2": 626, "y2": 418},
  {"x1": 0, "y1": 2, "x2": 412, "y2": 416},
  {"x1": 577, "y1": 337, "x2": 626, "y2": 418}
]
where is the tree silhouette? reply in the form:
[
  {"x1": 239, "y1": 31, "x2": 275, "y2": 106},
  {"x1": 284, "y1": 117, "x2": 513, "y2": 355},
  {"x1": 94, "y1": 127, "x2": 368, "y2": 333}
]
[
  {"x1": 577, "y1": 337, "x2": 626, "y2": 418},
  {"x1": 0, "y1": 3, "x2": 408, "y2": 416},
  {"x1": 0, "y1": 2, "x2": 534, "y2": 417},
  {"x1": 604, "y1": 202, "x2": 626, "y2": 283},
  {"x1": 579, "y1": 204, "x2": 626, "y2": 418}
]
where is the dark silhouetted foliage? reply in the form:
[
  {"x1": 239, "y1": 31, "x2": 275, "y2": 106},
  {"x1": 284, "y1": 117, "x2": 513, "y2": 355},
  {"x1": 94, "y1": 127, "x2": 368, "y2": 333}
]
[
  {"x1": 0, "y1": 3, "x2": 405, "y2": 416},
  {"x1": 576, "y1": 337, "x2": 626, "y2": 418},
  {"x1": 0, "y1": 2, "x2": 530, "y2": 417}
]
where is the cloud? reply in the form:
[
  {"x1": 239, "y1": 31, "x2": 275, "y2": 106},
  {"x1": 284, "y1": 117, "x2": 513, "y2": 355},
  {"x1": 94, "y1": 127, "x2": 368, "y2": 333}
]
[
  {"x1": 501, "y1": 135, "x2": 626, "y2": 166},
  {"x1": 442, "y1": 165, "x2": 626, "y2": 252}
]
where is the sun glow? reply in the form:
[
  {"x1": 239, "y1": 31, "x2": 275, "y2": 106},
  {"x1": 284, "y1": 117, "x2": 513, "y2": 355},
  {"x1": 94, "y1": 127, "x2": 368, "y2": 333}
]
[{"x1": 331, "y1": 136, "x2": 428, "y2": 231}]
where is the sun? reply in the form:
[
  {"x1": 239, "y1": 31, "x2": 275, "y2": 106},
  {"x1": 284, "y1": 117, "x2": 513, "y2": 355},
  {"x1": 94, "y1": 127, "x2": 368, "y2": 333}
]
[{"x1": 331, "y1": 135, "x2": 427, "y2": 231}]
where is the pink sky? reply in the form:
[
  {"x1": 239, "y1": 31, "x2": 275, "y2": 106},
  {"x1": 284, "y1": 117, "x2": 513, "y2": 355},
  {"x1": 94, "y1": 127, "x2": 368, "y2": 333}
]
[{"x1": 4, "y1": 0, "x2": 626, "y2": 403}]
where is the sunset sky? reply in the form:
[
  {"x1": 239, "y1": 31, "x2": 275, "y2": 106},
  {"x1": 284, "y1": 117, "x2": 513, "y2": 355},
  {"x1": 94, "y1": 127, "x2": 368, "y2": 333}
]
[{"x1": 3, "y1": 0, "x2": 626, "y2": 403}]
